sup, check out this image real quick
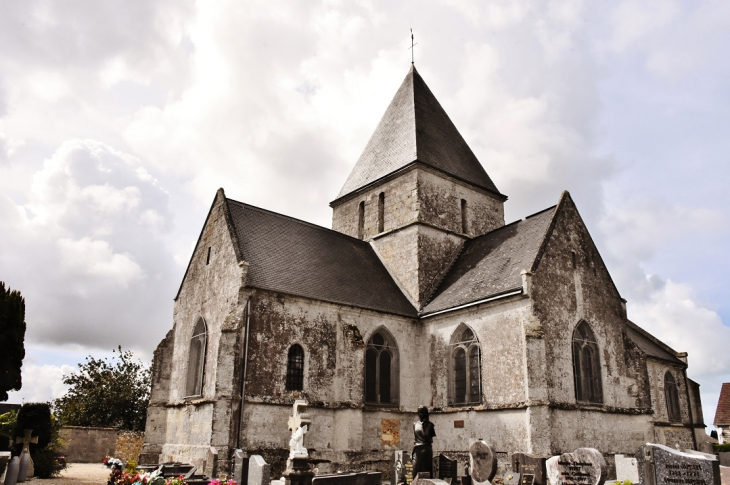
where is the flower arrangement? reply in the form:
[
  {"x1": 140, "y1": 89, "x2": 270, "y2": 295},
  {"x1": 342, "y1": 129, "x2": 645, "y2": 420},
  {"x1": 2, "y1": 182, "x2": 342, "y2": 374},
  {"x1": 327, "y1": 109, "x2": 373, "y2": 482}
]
[
  {"x1": 165, "y1": 476, "x2": 188, "y2": 485},
  {"x1": 208, "y1": 480, "x2": 238, "y2": 485}
]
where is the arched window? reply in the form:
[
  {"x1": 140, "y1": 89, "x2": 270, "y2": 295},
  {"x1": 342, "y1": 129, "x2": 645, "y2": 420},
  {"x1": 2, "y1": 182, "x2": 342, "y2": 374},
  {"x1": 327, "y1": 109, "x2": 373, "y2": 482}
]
[
  {"x1": 449, "y1": 326, "x2": 481, "y2": 405},
  {"x1": 364, "y1": 330, "x2": 399, "y2": 405},
  {"x1": 665, "y1": 371, "x2": 681, "y2": 422},
  {"x1": 286, "y1": 344, "x2": 305, "y2": 391},
  {"x1": 572, "y1": 321, "x2": 603, "y2": 403},
  {"x1": 186, "y1": 318, "x2": 207, "y2": 397},
  {"x1": 358, "y1": 201, "x2": 365, "y2": 240}
]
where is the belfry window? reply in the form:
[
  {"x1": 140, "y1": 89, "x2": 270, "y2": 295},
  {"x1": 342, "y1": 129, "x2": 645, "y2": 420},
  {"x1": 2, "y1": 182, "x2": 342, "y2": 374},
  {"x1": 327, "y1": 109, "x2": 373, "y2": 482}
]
[
  {"x1": 572, "y1": 321, "x2": 603, "y2": 403},
  {"x1": 378, "y1": 192, "x2": 385, "y2": 233},
  {"x1": 364, "y1": 330, "x2": 399, "y2": 405},
  {"x1": 449, "y1": 326, "x2": 481, "y2": 405},
  {"x1": 186, "y1": 318, "x2": 207, "y2": 397},
  {"x1": 665, "y1": 371, "x2": 681, "y2": 422},
  {"x1": 286, "y1": 344, "x2": 305, "y2": 391},
  {"x1": 461, "y1": 199, "x2": 467, "y2": 234},
  {"x1": 358, "y1": 201, "x2": 365, "y2": 240}
]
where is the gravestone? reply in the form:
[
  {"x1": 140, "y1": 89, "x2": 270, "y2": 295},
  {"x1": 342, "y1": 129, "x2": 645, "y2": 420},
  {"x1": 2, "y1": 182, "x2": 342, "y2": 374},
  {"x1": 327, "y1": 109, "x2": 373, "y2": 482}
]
[
  {"x1": 313, "y1": 471, "x2": 382, "y2": 485},
  {"x1": 512, "y1": 453, "x2": 548, "y2": 485},
  {"x1": 233, "y1": 449, "x2": 249, "y2": 485},
  {"x1": 0, "y1": 451, "x2": 11, "y2": 481},
  {"x1": 545, "y1": 448, "x2": 607, "y2": 485},
  {"x1": 636, "y1": 443, "x2": 720, "y2": 485},
  {"x1": 615, "y1": 454, "x2": 640, "y2": 483},
  {"x1": 16, "y1": 430, "x2": 37, "y2": 482},
  {"x1": 393, "y1": 451, "x2": 413, "y2": 485},
  {"x1": 248, "y1": 455, "x2": 271, "y2": 485},
  {"x1": 438, "y1": 454, "x2": 458, "y2": 484},
  {"x1": 470, "y1": 440, "x2": 498, "y2": 485}
]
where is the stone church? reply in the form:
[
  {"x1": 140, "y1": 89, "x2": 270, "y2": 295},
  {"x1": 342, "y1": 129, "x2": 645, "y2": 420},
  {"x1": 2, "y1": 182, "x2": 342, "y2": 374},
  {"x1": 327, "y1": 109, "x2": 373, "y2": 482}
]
[{"x1": 141, "y1": 66, "x2": 709, "y2": 478}]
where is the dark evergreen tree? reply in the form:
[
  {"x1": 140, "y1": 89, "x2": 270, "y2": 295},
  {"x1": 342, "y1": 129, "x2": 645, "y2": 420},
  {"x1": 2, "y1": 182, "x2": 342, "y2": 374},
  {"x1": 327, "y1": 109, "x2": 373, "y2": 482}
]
[
  {"x1": 0, "y1": 281, "x2": 26, "y2": 402},
  {"x1": 54, "y1": 347, "x2": 151, "y2": 431}
]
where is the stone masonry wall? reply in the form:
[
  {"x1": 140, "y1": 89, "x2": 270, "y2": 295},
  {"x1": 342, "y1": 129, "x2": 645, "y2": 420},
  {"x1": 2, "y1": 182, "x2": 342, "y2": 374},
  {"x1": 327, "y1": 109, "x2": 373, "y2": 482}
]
[
  {"x1": 146, "y1": 190, "x2": 248, "y2": 476},
  {"x1": 331, "y1": 168, "x2": 418, "y2": 240},
  {"x1": 530, "y1": 194, "x2": 651, "y2": 410},
  {"x1": 417, "y1": 168, "x2": 504, "y2": 237},
  {"x1": 529, "y1": 193, "x2": 655, "y2": 454},
  {"x1": 239, "y1": 289, "x2": 427, "y2": 476}
]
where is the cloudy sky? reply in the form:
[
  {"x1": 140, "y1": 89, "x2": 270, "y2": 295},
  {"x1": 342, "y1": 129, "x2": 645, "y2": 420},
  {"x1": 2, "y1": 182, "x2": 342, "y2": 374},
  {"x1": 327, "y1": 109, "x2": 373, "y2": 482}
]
[{"x1": 1, "y1": 0, "x2": 729, "y2": 430}]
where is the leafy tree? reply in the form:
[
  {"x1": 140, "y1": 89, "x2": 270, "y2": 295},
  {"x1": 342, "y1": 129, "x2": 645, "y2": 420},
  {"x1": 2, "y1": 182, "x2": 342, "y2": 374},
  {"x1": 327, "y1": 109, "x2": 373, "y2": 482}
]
[
  {"x1": 0, "y1": 281, "x2": 26, "y2": 402},
  {"x1": 54, "y1": 347, "x2": 151, "y2": 431}
]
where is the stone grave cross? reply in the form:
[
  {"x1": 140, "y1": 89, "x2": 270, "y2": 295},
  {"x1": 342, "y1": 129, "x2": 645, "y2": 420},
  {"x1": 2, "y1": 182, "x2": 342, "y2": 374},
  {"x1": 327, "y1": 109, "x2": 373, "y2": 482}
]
[
  {"x1": 287, "y1": 400, "x2": 311, "y2": 459},
  {"x1": 16, "y1": 429, "x2": 38, "y2": 454},
  {"x1": 16, "y1": 429, "x2": 38, "y2": 482}
]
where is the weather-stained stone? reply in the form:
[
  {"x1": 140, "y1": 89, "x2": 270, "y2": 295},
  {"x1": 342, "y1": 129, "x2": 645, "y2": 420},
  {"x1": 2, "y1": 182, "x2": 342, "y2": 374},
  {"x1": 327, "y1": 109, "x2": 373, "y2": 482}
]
[
  {"x1": 512, "y1": 453, "x2": 547, "y2": 485},
  {"x1": 470, "y1": 440, "x2": 497, "y2": 485},
  {"x1": 615, "y1": 454, "x2": 639, "y2": 483},
  {"x1": 545, "y1": 448, "x2": 607, "y2": 485},
  {"x1": 636, "y1": 443, "x2": 720, "y2": 485}
]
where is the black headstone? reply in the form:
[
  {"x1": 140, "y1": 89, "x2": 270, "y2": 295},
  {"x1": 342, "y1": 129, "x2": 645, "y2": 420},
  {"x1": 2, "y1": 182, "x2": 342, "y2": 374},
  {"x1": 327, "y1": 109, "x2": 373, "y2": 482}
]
[
  {"x1": 511, "y1": 453, "x2": 547, "y2": 485},
  {"x1": 438, "y1": 454, "x2": 458, "y2": 483}
]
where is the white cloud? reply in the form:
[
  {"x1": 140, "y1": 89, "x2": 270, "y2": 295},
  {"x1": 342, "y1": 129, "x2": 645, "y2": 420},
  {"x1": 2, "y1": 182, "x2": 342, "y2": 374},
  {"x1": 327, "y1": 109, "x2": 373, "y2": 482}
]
[
  {"x1": 7, "y1": 364, "x2": 75, "y2": 403},
  {"x1": 57, "y1": 237, "x2": 143, "y2": 287}
]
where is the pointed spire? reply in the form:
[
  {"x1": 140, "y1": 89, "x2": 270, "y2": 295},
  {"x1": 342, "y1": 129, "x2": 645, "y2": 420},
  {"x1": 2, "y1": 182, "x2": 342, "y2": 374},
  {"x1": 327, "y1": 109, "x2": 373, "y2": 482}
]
[{"x1": 335, "y1": 66, "x2": 504, "y2": 201}]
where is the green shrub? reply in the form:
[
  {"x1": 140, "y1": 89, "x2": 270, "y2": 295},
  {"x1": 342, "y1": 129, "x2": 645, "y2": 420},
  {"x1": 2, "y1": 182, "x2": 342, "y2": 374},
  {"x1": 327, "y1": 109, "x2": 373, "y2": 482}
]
[
  {"x1": 715, "y1": 442, "x2": 730, "y2": 452},
  {"x1": 14, "y1": 402, "x2": 52, "y2": 451},
  {"x1": 33, "y1": 447, "x2": 67, "y2": 478}
]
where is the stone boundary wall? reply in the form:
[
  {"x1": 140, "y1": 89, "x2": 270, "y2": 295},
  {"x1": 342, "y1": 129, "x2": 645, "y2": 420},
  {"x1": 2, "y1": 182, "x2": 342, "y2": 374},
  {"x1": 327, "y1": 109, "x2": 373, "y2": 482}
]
[{"x1": 60, "y1": 426, "x2": 117, "y2": 463}]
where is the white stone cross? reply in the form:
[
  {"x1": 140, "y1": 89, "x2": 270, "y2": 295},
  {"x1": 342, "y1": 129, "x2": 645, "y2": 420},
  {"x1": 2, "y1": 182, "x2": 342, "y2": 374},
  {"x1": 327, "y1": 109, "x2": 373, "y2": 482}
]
[
  {"x1": 16, "y1": 429, "x2": 38, "y2": 454},
  {"x1": 287, "y1": 400, "x2": 311, "y2": 459}
]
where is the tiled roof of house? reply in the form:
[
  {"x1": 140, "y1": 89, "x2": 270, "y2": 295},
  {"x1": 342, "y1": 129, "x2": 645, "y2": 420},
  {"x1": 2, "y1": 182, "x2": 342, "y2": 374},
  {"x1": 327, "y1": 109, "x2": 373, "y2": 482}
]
[
  {"x1": 422, "y1": 206, "x2": 556, "y2": 314},
  {"x1": 335, "y1": 66, "x2": 503, "y2": 200},
  {"x1": 714, "y1": 383, "x2": 730, "y2": 426},
  {"x1": 623, "y1": 320, "x2": 685, "y2": 365},
  {"x1": 226, "y1": 199, "x2": 418, "y2": 317}
]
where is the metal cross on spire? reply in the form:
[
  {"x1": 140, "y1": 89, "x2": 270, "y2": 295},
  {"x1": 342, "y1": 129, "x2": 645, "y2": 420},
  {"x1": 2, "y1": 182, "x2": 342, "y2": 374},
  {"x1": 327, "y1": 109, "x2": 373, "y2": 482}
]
[{"x1": 409, "y1": 28, "x2": 418, "y2": 65}]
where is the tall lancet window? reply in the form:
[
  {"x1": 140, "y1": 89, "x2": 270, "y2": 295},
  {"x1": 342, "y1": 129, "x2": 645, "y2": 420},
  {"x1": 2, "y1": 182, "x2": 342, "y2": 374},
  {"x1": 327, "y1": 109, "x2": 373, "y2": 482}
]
[
  {"x1": 378, "y1": 192, "x2": 385, "y2": 233},
  {"x1": 572, "y1": 321, "x2": 603, "y2": 403},
  {"x1": 665, "y1": 371, "x2": 681, "y2": 422},
  {"x1": 364, "y1": 329, "x2": 399, "y2": 405},
  {"x1": 449, "y1": 325, "x2": 481, "y2": 405},
  {"x1": 186, "y1": 318, "x2": 207, "y2": 397},
  {"x1": 358, "y1": 201, "x2": 365, "y2": 240}
]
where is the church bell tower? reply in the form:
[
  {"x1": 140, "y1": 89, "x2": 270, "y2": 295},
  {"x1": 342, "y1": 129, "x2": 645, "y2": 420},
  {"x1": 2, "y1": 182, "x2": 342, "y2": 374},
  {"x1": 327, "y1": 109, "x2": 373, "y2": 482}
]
[{"x1": 330, "y1": 66, "x2": 507, "y2": 309}]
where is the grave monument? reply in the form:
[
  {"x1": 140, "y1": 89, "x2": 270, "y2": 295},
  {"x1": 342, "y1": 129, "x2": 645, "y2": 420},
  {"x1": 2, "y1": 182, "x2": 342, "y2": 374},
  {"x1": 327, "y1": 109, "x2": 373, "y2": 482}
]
[
  {"x1": 636, "y1": 443, "x2": 720, "y2": 485},
  {"x1": 511, "y1": 453, "x2": 547, "y2": 485},
  {"x1": 469, "y1": 440, "x2": 497, "y2": 485},
  {"x1": 545, "y1": 448, "x2": 606, "y2": 485},
  {"x1": 284, "y1": 400, "x2": 314, "y2": 485}
]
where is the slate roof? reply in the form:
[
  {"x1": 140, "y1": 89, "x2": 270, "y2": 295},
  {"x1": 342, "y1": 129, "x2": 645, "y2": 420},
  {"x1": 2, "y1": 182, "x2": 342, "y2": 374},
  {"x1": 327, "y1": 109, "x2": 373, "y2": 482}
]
[
  {"x1": 335, "y1": 66, "x2": 503, "y2": 200},
  {"x1": 623, "y1": 320, "x2": 685, "y2": 365},
  {"x1": 714, "y1": 383, "x2": 730, "y2": 425},
  {"x1": 225, "y1": 199, "x2": 418, "y2": 317},
  {"x1": 422, "y1": 206, "x2": 556, "y2": 314}
]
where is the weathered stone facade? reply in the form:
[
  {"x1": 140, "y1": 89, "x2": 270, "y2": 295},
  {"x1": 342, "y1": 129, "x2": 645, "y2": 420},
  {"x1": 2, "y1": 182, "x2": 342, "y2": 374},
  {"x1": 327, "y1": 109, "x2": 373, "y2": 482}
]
[{"x1": 141, "y1": 66, "x2": 709, "y2": 479}]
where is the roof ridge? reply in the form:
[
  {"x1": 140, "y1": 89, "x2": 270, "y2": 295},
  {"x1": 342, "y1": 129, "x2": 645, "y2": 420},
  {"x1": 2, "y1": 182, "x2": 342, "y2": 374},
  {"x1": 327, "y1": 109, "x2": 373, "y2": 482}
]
[
  {"x1": 465, "y1": 204, "x2": 557, "y2": 244},
  {"x1": 226, "y1": 197, "x2": 371, "y2": 246},
  {"x1": 625, "y1": 319, "x2": 683, "y2": 364}
]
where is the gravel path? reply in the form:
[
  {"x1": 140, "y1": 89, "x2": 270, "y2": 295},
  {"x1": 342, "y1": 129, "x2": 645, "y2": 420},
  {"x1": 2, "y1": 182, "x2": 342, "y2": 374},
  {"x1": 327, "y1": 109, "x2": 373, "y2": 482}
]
[{"x1": 25, "y1": 463, "x2": 112, "y2": 484}]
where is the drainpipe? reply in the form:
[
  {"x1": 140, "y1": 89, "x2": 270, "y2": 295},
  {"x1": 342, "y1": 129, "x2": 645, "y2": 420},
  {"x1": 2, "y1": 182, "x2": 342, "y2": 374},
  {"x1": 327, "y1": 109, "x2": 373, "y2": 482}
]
[
  {"x1": 677, "y1": 352, "x2": 698, "y2": 450},
  {"x1": 236, "y1": 297, "x2": 252, "y2": 449}
]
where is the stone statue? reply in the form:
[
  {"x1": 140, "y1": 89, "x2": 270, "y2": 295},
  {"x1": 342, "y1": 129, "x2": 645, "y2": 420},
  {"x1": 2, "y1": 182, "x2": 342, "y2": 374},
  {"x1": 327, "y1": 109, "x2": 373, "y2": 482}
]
[
  {"x1": 412, "y1": 406, "x2": 436, "y2": 477},
  {"x1": 287, "y1": 400, "x2": 311, "y2": 460}
]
